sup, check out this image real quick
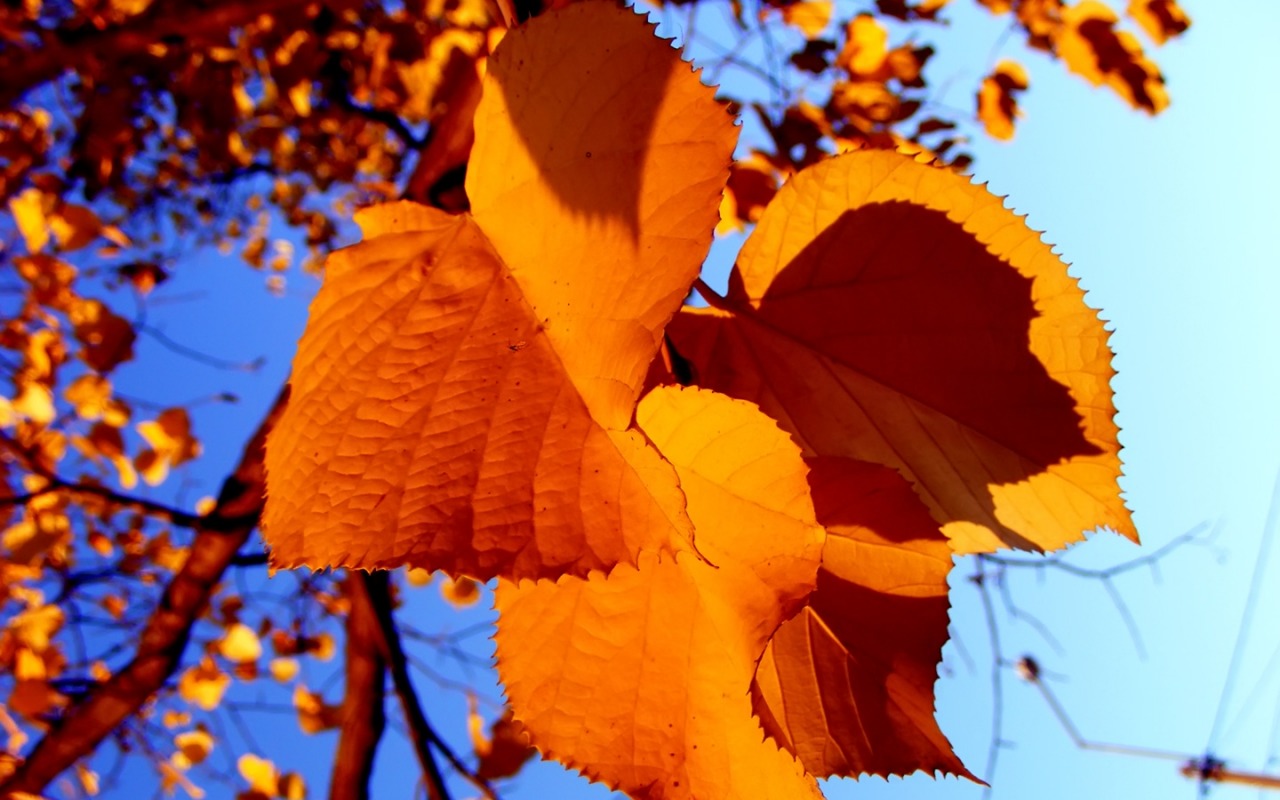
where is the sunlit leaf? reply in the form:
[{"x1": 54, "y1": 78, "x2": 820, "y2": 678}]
[
  {"x1": 977, "y1": 60, "x2": 1028, "y2": 140},
  {"x1": 1056, "y1": 1, "x2": 1168, "y2": 113},
  {"x1": 753, "y1": 458, "x2": 971, "y2": 779},
  {"x1": 496, "y1": 387, "x2": 825, "y2": 799},
  {"x1": 670, "y1": 150, "x2": 1132, "y2": 553},
  {"x1": 237, "y1": 754, "x2": 278, "y2": 796},
  {"x1": 218, "y1": 623, "x2": 263, "y2": 665},
  {"x1": 264, "y1": 2, "x2": 736, "y2": 581},
  {"x1": 1127, "y1": 0, "x2": 1190, "y2": 45}
]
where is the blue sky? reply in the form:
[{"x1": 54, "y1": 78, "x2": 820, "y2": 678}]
[{"x1": 82, "y1": 1, "x2": 1280, "y2": 798}]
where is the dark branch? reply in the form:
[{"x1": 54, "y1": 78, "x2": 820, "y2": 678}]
[{"x1": 329, "y1": 573, "x2": 388, "y2": 800}]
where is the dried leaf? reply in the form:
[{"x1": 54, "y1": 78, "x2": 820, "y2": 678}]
[{"x1": 669, "y1": 150, "x2": 1131, "y2": 553}]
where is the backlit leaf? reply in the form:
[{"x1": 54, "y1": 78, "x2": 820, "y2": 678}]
[
  {"x1": 237, "y1": 754, "x2": 278, "y2": 796},
  {"x1": 1127, "y1": 0, "x2": 1190, "y2": 45},
  {"x1": 977, "y1": 60, "x2": 1029, "y2": 141},
  {"x1": 264, "y1": 2, "x2": 736, "y2": 581},
  {"x1": 218, "y1": 623, "x2": 262, "y2": 665},
  {"x1": 495, "y1": 386, "x2": 824, "y2": 799},
  {"x1": 753, "y1": 458, "x2": 971, "y2": 779},
  {"x1": 670, "y1": 150, "x2": 1131, "y2": 553},
  {"x1": 1056, "y1": 1, "x2": 1168, "y2": 113}
]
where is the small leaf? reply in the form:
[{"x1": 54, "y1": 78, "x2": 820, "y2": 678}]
[
  {"x1": 753, "y1": 458, "x2": 972, "y2": 779},
  {"x1": 218, "y1": 623, "x2": 262, "y2": 664},
  {"x1": 977, "y1": 60, "x2": 1029, "y2": 140}
]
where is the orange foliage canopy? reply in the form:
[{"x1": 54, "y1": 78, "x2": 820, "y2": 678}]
[{"x1": 263, "y1": 2, "x2": 1132, "y2": 795}]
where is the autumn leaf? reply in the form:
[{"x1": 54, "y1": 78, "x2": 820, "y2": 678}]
[
  {"x1": 977, "y1": 60, "x2": 1029, "y2": 140},
  {"x1": 670, "y1": 150, "x2": 1131, "y2": 554},
  {"x1": 753, "y1": 458, "x2": 972, "y2": 779},
  {"x1": 468, "y1": 703, "x2": 535, "y2": 781},
  {"x1": 1056, "y1": 1, "x2": 1168, "y2": 113},
  {"x1": 495, "y1": 386, "x2": 825, "y2": 799},
  {"x1": 69, "y1": 298, "x2": 135, "y2": 374},
  {"x1": 1127, "y1": 0, "x2": 1190, "y2": 45},
  {"x1": 264, "y1": 2, "x2": 736, "y2": 580},
  {"x1": 135, "y1": 408, "x2": 200, "y2": 486}
]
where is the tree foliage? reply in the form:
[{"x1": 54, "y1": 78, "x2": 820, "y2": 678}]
[{"x1": 0, "y1": 0, "x2": 1188, "y2": 797}]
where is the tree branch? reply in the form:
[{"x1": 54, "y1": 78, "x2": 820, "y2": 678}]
[
  {"x1": 364, "y1": 572, "x2": 498, "y2": 800},
  {"x1": 0, "y1": 387, "x2": 287, "y2": 795},
  {"x1": 329, "y1": 573, "x2": 388, "y2": 800}
]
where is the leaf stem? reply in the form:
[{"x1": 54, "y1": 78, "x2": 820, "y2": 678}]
[{"x1": 692, "y1": 276, "x2": 735, "y2": 312}]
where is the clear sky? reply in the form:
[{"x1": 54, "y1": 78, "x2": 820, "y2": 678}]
[{"x1": 92, "y1": 1, "x2": 1280, "y2": 798}]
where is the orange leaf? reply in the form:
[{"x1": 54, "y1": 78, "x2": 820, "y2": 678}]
[
  {"x1": 467, "y1": 2, "x2": 734, "y2": 432},
  {"x1": 69, "y1": 299, "x2": 136, "y2": 374},
  {"x1": 264, "y1": 3, "x2": 736, "y2": 581},
  {"x1": 495, "y1": 386, "x2": 824, "y2": 799},
  {"x1": 469, "y1": 705, "x2": 535, "y2": 781},
  {"x1": 977, "y1": 60, "x2": 1029, "y2": 141},
  {"x1": 1055, "y1": 1, "x2": 1168, "y2": 113},
  {"x1": 753, "y1": 458, "x2": 973, "y2": 779},
  {"x1": 669, "y1": 150, "x2": 1132, "y2": 554},
  {"x1": 1127, "y1": 0, "x2": 1190, "y2": 45}
]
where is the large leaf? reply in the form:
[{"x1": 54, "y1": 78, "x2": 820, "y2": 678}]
[
  {"x1": 495, "y1": 387, "x2": 825, "y2": 799},
  {"x1": 753, "y1": 457, "x2": 973, "y2": 780},
  {"x1": 670, "y1": 150, "x2": 1132, "y2": 553},
  {"x1": 263, "y1": 3, "x2": 736, "y2": 579}
]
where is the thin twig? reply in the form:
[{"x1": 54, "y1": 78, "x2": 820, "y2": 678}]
[{"x1": 364, "y1": 572, "x2": 498, "y2": 800}]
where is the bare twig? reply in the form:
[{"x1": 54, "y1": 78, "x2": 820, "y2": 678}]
[{"x1": 363, "y1": 572, "x2": 498, "y2": 800}]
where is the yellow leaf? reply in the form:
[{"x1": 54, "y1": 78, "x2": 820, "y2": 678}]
[
  {"x1": 292, "y1": 684, "x2": 340, "y2": 734},
  {"x1": 69, "y1": 299, "x2": 136, "y2": 373},
  {"x1": 64, "y1": 375, "x2": 113, "y2": 421},
  {"x1": 178, "y1": 658, "x2": 230, "y2": 710},
  {"x1": 49, "y1": 204, "x2": 101, "y2": 252},
  {"x1": 162, "y1": 710, "x2": 191, "y2": 729},
  {"x1": 278, "y1": 773, "x2": 305, "y2": 800},
  {"x1": 174, "y1": 728, "x2": 214, "y2": 766},
  {"x1": 1128, "y1": 0, "x2": 1190, "y2": 45},
  {"x1": 9, "y1": 188, "x2": 49, "y2": 253},
  {"x1": 439, "y1": 576, "x2": 480, "y2": 607},
  {"x1": 1055, "y1": 1, "x2": 1168, "y2": 113},
  {"x1": 753, "y1": 458, "x2": 972, "y2": 779},
  {"x1": 264, "y1": 2, "x2": 736, "y2": 581},
  {"x1": 837, "y1": 15, "x2": 888, "y2": 77},
  {"x1": 780, "y1": 0, "x2": 832, "y2": 39},
  {"x1": 405, "y1": 567, "x2": 433, "y2": 587},
  {"x1": 8, "y1": 604, "x2": 63, "y2": 651},
  {"x1": 76, "y1": 763, "x2": 99, "y2": 796},
  {"x1": 286, "y1": 82, "x2": 312, "y2": 117},
  {"x1": 268, "y1": 657, "x2": 299, "y2": 683},
  {"x1": 495, "y1": 387, "x2": 825, "y2": 798},
  {"x1": 669, "y1": 150, "x2": 1131, "y2": 554},
  {"x1": 218, "y1": 623, "x2": 262, "y2": 664},
  {"x1": 237, "y1": 754, "x2": 278, "y2": 796}
]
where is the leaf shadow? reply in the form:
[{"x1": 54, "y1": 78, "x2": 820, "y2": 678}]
[{"x1": 485, "y1": 5, "x2": 676, "y2": 239}]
